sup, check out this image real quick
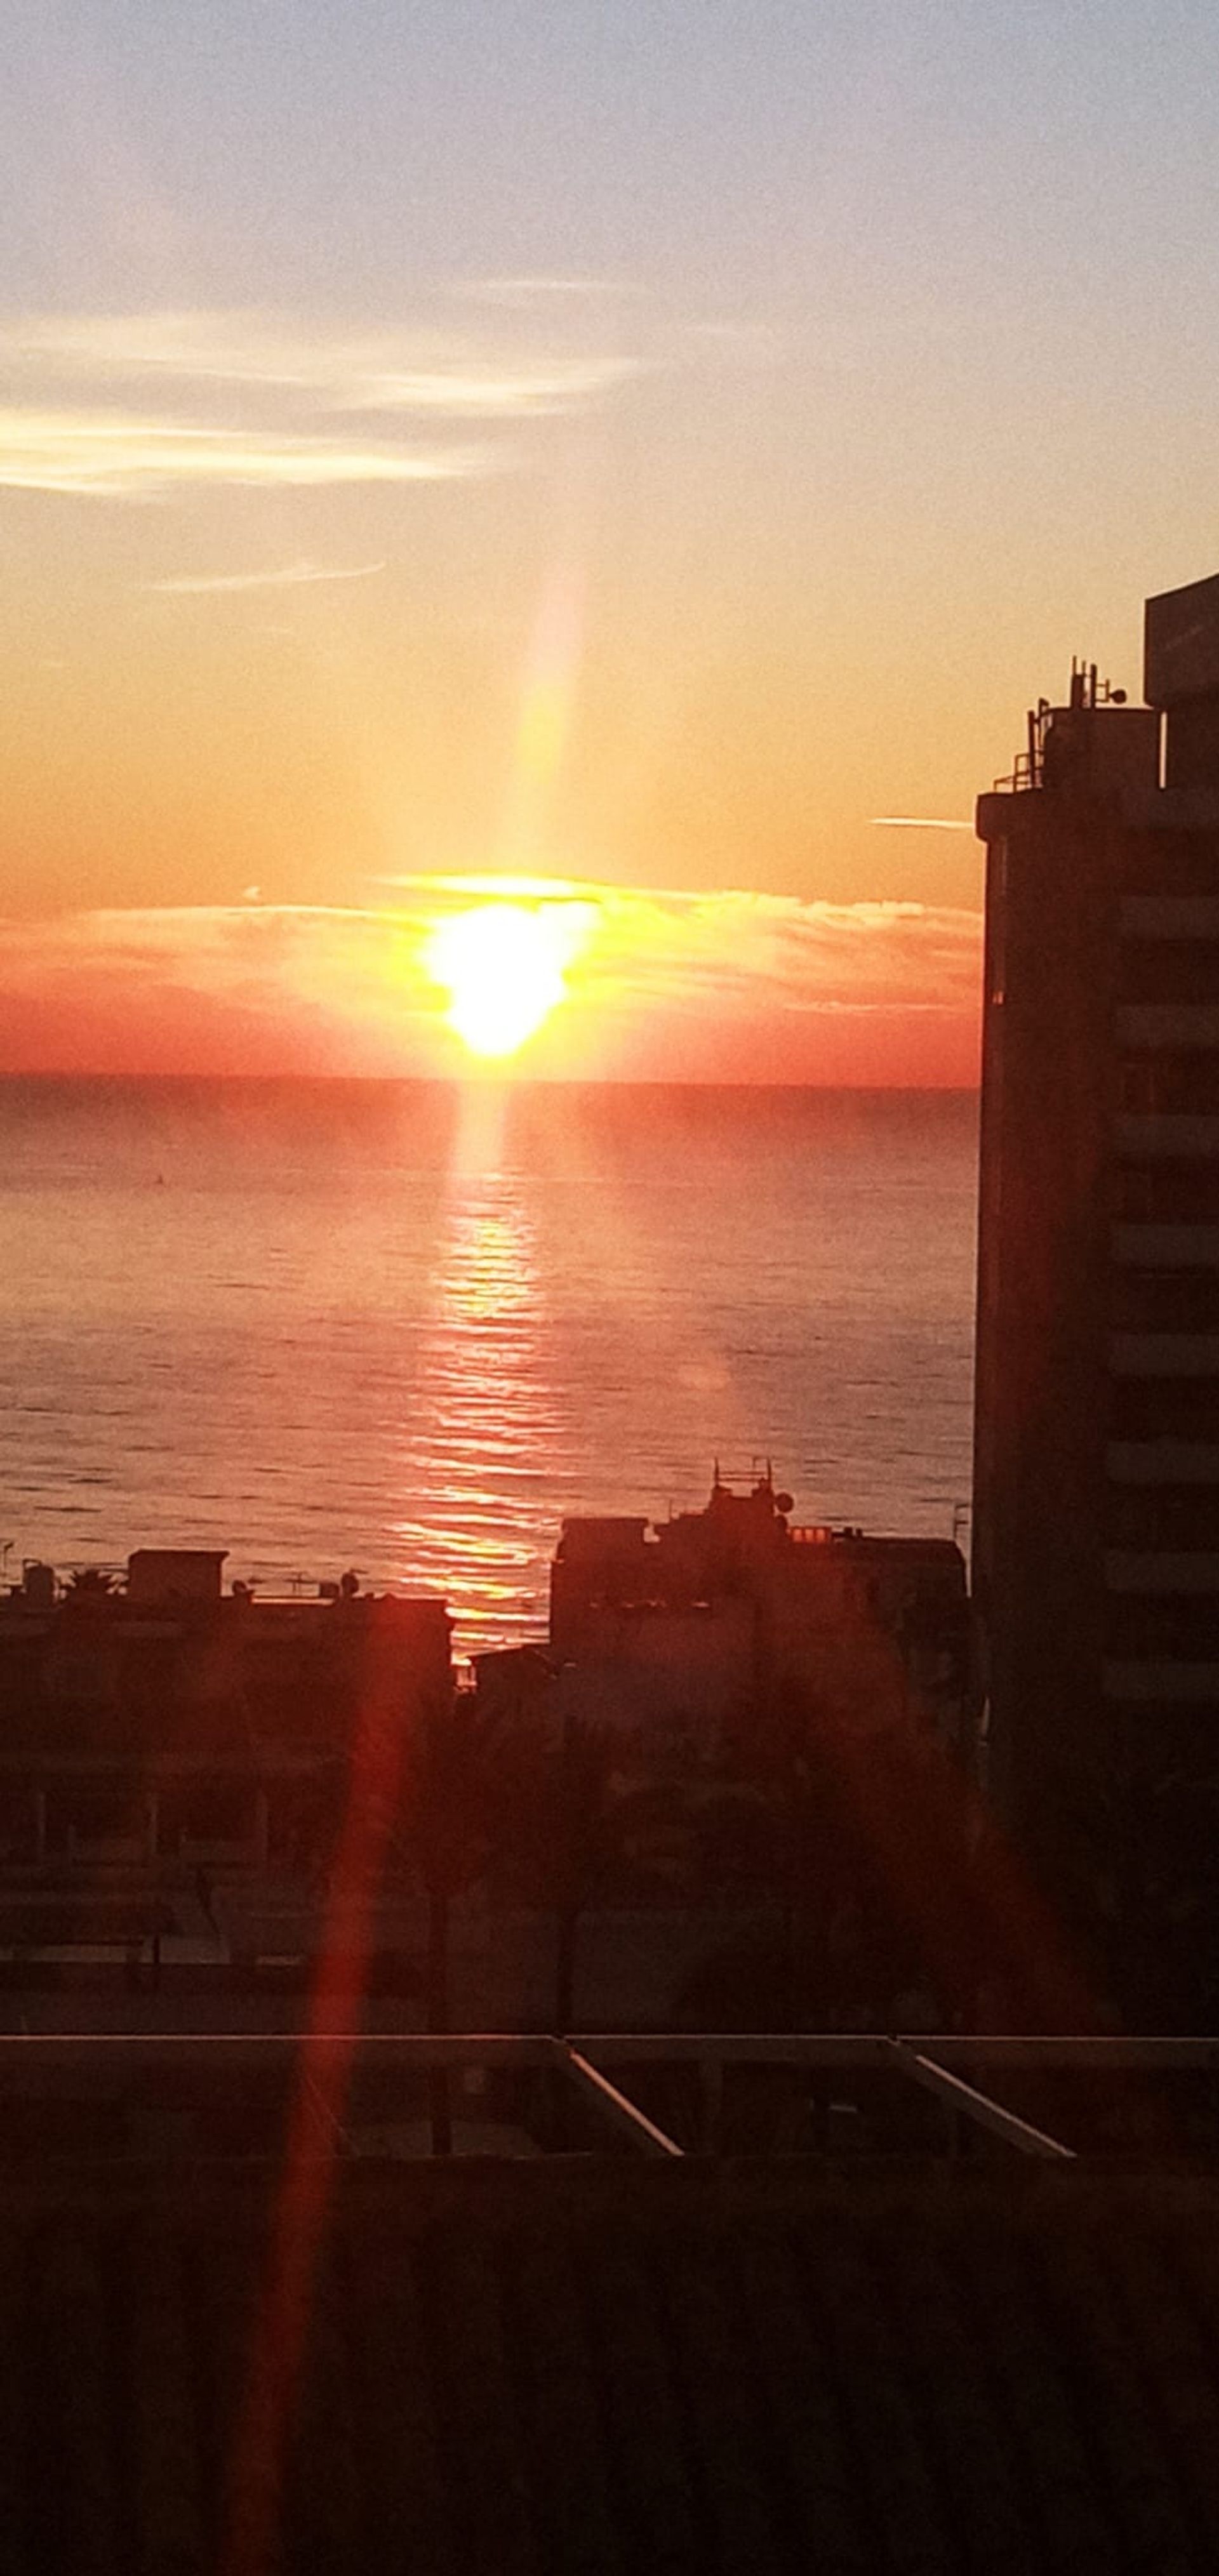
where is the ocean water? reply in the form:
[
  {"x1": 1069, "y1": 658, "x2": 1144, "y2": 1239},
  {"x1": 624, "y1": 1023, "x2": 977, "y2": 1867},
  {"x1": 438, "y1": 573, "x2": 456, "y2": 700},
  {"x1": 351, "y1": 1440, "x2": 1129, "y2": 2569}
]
[{"x1": 0, "y1": 1079, "x2": 978, "y2": 1658}]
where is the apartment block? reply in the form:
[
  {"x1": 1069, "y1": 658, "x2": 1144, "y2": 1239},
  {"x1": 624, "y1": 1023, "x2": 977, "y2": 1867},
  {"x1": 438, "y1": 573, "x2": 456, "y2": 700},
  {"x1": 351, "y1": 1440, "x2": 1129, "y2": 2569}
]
[{"x1": 973, "y1": 571, "x2": 1219, "y2": 2021}]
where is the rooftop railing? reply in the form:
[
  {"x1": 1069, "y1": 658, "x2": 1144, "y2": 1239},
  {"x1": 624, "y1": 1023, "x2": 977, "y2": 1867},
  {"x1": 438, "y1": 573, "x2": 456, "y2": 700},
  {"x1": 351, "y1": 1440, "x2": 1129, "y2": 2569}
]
[{"x1": 0, "y1": 2029, "x2": 1216, "y2": 2163}]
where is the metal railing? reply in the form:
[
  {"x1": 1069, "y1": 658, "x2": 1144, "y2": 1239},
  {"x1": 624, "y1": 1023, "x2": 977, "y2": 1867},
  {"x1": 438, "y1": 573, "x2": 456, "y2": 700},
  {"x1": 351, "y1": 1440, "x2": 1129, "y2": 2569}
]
[{"x1": 0, "y1": 2029, "x2": 1215, "y2": 2163}]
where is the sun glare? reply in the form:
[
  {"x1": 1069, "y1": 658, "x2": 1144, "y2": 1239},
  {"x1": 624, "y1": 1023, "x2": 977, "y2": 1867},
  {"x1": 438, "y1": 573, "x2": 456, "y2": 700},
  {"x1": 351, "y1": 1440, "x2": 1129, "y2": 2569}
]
[{"x1": 423, "y1": 901, "x2": 594, "y2": 1058}]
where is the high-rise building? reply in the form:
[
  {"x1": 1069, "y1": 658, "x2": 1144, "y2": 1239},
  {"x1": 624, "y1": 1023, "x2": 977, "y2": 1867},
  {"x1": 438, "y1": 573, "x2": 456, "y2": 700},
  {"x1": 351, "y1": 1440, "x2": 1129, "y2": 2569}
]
[{"x1": 973, "y1": 573, "x2": 1219, "y2": 2024}]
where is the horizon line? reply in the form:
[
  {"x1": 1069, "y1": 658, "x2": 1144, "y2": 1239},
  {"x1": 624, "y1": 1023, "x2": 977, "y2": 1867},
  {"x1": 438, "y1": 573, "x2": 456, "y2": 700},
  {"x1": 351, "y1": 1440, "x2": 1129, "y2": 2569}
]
[{"x1": 0, "y1": 1066, "x2": 982, "y2": 1095}]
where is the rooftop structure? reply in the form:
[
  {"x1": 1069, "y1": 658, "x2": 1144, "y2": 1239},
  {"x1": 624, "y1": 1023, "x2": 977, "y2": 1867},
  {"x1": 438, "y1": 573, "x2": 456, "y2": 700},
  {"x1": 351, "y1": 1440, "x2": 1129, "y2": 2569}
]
[
  {"x1": 126, "y1": 1546, "x2": 227, "y2": 1605},
  {"x1": 547, "y1": 1470, "x2": 968, "y2": 1756}
]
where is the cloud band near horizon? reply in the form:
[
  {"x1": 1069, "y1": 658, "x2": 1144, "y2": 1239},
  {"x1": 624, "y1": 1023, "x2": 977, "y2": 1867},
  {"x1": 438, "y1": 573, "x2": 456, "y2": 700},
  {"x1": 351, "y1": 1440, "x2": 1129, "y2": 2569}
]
[{"x1": 0, "y1": 885, "x2": 982, "y2": 1086}]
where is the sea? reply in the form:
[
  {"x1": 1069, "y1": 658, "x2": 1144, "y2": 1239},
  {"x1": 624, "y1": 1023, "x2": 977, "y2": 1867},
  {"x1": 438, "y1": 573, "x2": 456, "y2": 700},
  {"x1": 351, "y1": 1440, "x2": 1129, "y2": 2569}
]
[{"x1": 0, "y1": 1079, "x2": 978, "y2": 1661}]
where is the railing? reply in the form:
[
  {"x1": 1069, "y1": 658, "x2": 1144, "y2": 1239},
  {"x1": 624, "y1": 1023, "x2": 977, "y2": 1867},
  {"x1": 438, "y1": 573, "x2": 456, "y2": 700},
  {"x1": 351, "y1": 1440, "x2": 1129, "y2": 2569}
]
[
  {"x1": 0, "y1": 2029, "x2": 1216, "y2": 2163},
  {"x1": 993, "y1": 746, "x2": 1041, "y2": 794},
  {"x1": 994, "y1": 694, "x2": 1056, "y2": 793}
]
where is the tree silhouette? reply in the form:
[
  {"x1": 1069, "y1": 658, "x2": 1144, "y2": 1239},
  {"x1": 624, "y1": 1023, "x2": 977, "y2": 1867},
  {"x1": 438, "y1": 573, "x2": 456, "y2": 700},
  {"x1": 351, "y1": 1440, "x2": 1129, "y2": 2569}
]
[
  {"x1": 401, "y1": 1687, "x2": 502, "y2": 2153},
  {"x1": 734, "y1": 1682, "x2": 848, "y2": 2024},
  {"x1": 501, "y1": 1709, "x2": 619, "y2": 2035}
]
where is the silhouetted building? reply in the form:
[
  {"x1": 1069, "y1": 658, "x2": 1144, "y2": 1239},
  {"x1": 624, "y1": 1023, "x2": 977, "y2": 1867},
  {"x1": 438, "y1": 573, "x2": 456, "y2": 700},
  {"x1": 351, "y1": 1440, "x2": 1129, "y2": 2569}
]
[
  {"x1": 0, "y1": 1548, "x2": 451, "y2": 1877},
  {"x1": 547, "y1": 1470, "x2": 968, "y2": 1758},
  {"x1": 973, "y1": 571, "x2": 1219, "y2": 2022}
]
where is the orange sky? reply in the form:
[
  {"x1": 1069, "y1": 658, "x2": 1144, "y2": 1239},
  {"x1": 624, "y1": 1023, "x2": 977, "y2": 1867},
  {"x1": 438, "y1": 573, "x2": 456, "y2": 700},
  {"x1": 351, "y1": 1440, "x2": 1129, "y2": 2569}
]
[{"x1": 3, "y1": 4, "x2": 1216, "y2": 1080}]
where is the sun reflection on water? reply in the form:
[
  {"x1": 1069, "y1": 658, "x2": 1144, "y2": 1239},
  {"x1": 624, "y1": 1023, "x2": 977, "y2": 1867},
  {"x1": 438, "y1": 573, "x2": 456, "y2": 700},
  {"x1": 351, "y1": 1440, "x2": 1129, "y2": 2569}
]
[
  {"x1": 392, "y1": 1128, "x2": 571, "y2": 1658},
  {"x1": 443, "y1": 1207, "x2": 534, "y2": 1325}
]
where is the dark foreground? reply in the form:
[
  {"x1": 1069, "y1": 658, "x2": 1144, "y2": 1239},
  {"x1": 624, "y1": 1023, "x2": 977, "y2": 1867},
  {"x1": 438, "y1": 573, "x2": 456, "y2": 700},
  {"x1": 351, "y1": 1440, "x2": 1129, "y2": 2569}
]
[{"x1": 6, "y1": 2151, "x2": 1219, "y2": 2575}]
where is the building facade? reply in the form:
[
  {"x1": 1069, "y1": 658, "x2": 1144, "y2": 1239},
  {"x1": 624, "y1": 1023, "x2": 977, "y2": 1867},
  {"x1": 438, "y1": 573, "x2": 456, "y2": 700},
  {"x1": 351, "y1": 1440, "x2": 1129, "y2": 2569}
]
[
  {"x1": 545, "y1": 1470, "x2": 968, "y2": 1762},
  {"x1": 0, "y1": 1549, "x2": 451, "y2": 1878},
  {"x1": 973, "y1": 571, "x2": 1219, "y2": 2022}
]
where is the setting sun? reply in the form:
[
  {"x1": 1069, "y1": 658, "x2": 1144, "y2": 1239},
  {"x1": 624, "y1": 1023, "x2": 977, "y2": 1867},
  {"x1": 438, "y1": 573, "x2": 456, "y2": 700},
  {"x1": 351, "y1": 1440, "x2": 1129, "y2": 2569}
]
[{"x1": 423, "y1": 900, "x2": 594, "y2": 1058}]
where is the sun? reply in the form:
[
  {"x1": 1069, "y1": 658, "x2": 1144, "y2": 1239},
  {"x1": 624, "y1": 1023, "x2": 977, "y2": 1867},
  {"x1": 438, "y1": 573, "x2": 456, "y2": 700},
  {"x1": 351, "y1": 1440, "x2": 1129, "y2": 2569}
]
[{"x1": 423, "y1": 900, "x2": 593, "y2": 1059}]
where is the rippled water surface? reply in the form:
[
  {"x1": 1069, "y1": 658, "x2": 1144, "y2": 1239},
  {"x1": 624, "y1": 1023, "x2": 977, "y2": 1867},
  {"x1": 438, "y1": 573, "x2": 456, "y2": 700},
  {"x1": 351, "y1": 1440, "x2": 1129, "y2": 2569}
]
[{"x1": 0, "y1": 1079, "x2": 978, "y2": 1656}]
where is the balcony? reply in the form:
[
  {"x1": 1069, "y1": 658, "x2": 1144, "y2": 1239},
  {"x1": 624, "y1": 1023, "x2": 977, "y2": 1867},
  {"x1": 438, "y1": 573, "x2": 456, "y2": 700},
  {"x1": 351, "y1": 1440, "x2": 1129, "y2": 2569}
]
[
  {"x1": 1112, "y1": 1225, "x2": 1219, "y2": 1267},
  {"x1": 1117, "y1": 1006, "x2": 1219, "y2": 1047},
  {"x1": 1110, "y1": 1334, "x2": 1219, "y2": 1375},
  {"x1": 1116, "y1": 1116, "x2": 1219, "y2": 1159},
  {"x1": 1107, "y1": 1440, "x2": 1219, "y2": 1483},
  {"x1": 1105, "y1": 1553, "x2": 1219, "y2": 1593},
  {"x1": 1120, "y1": 896, "x2": 1219, "y2": 938},
  {"x1": 1103, "y1": 1659, "x2": 1219, "y2": 1703}
]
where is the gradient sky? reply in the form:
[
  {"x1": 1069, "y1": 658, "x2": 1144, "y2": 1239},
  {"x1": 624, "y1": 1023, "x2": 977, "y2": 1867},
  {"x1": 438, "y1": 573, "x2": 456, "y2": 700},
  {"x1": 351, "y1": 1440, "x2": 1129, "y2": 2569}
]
[{"x1": 3, "y1": 0, "x2": 1218, "y2": 1079}]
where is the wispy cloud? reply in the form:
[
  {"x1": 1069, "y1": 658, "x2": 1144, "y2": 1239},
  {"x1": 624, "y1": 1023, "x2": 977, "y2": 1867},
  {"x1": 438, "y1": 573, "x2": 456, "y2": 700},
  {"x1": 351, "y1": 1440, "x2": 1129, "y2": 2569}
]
[
  {"x1": 0, "y1": 302, "x2": 646, "y2": 503},
  {"x1": 0, "y1": 412, "x2": 482, "y2": 496},
  {"x1": 144, "y1": 558, "x2": 386, "y2": 595},
  {"x1": 872, "y1": 816, "x2": 975, "y2": 832},
  {"x1": 0, "y1": 309, "x2": 643, "y2": 419}
]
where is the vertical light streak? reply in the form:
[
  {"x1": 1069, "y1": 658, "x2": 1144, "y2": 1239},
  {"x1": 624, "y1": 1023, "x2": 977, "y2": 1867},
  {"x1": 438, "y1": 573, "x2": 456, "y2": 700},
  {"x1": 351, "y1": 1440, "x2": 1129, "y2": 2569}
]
[{"x1": 220, "y1": 1631, "x2": 415, "y2": 2576}]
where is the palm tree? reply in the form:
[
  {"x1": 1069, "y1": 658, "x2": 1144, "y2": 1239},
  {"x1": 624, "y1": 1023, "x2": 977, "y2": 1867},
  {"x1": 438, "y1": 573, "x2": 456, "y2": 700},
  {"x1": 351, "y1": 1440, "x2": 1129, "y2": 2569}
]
[
  {"x1": 492, "y1": 1704, "x2": 622, "y2": 2152},
  {"x1": 401, "y1": 1686, "x2": 501, "y2": 2153},
  {"x1": 735, "y1": 1680, "x2": 839, "y2": 2024},
  {"x1": 500, "y1": 1704, "x2": 620, "y2": 2035}
]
